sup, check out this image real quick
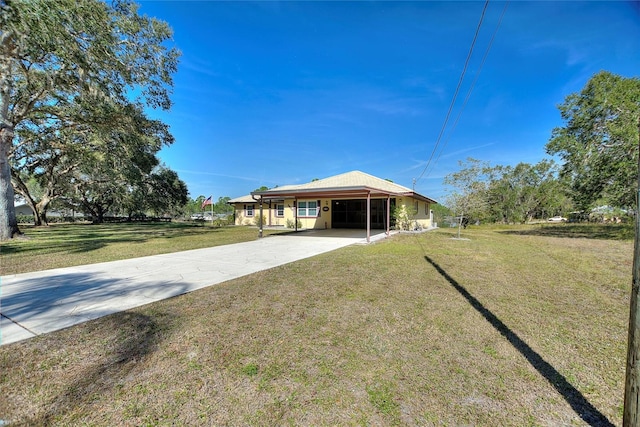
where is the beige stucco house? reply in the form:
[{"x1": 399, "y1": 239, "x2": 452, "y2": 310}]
[{"x1": 228, "y1": 171, "x2": 437, "y2": 242}]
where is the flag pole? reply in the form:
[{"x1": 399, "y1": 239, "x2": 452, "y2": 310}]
[{"x1": 211, "y1": 195, "x2": 214, "y2": 226}]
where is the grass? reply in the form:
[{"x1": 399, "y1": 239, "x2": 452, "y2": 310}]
[{"x1": 0, "y1": 222, "x2": 634, "y2": 426}]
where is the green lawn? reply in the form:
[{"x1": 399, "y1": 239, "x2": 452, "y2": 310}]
[{"x1": 0, "y1": 223, "x2": 633, "y2": 426}]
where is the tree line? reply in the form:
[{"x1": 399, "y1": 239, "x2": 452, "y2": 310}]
[
  {"x1": 444, "y1": 158, "x2": 571, "y2": 224},
  {"x1": 444, "y1": 71, "x2": 639, "y2": 224},
  {"x1": 0, "y1": 0, "x2": 638, "y2": 239}
]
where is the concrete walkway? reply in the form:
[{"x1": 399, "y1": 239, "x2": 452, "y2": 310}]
[{"x1": 0, "y1": 229, "x2": 391, "y2": 346}]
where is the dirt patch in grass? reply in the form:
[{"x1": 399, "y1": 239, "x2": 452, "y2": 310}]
[{"x1": 0, "y1": 225, "x2": 631, "y2": 425}]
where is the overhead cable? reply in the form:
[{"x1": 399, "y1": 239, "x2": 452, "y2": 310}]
[
  {"x1": 424, "y1": 1, "x2": 509, "y2": 180},
  {"x1": 415, "y1": 0, "x2": 489, "y2": 185}
]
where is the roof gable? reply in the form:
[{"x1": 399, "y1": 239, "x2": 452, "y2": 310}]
[
  {"x1": 275, "y1": 171, "x2": 411, "y2": 193},
  {"x1": 227, "y1": 194, "x2": 257, "y2": 204},
  {"x1": 252, "y1": 170, "x2": 436, "y2": 203}
]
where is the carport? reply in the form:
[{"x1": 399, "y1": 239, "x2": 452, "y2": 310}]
[{"x1": 331, "y1": 198, "x2": 393, "y2": 229}]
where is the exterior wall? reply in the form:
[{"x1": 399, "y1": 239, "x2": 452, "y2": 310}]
[
  {"x1": 266, "y1": 201, "x2": 287, "y2": 227},
  {"x1": 396, "y1": 197, "x2": 433, "y2": 229},
  {"x1": 281, "y1": 197, "x2": 331, "y2": 230},
  {"x1": 233, "y1": 197, "x2": 433, "y2": 230},
  {"x1": 304, "y1": 198, "x2": 331, "y2": 229},
  {"x1": 15, "y1": 204, "x2": 34, "y2": 216},
  {"x1": 231, "y1": 201, "x2": 294, "y2": 227},
  {"x1": 232, "y1": 203, "x2": 258, "y2": 226},
  {"x1": 232, "y1": 199, "x2": 331, "y2": 229}
]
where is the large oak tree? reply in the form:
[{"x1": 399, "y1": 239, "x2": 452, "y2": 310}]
[
  {"x1": 546, "y1": 71, "x2": 640, "y2": 210},
  {"x1": 0, "y1": 0, "x2": 178, "y2": 240}
]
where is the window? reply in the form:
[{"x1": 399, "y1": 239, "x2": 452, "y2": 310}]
[
  {"x1": 276, "y1": 204, "x2": 284, "y2": 217},
  {"x1": 297, "y1": 200, "x2": 318, "y2": 217},
  {"x1": 245, "y1": 204, "x2": 254, "y2": 217}
]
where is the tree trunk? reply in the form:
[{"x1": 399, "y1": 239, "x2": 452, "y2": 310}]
[
  {"x1": 0, "y1": 129, "x2": 20, "y2": 240},
  {"x1": 35, "y1": 206, "x2": 48, "y2": 226},
  {"x1": 13, "y1": 177, "x2": 46, "y2": 226},
  {"x1": 93, "y1": 205, "x2": 106, "y2": 224},
  {"x1": 0, "y1": 32, "x2": 21, "y2": 240},
  {"x1": 36, "y1": 197, "x2": 51, "y2": 226},
  {"x1": 0, "y1": 89, "x2": 19, "y2": 238}
]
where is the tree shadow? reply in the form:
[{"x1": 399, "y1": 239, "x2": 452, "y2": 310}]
[
  {"x1": 20, "y1": 310, "x2": 174, "y2": 425},
  {"x1": 0, "y1": 222, "x2": 214, "y2": 256},
  {"x1": 424, "y1": 255, "x2": 614, "y2": 427}
]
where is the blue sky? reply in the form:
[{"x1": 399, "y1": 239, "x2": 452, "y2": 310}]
[{"x1": 138, "y1": 1, "x2": 640, "y2": 203}]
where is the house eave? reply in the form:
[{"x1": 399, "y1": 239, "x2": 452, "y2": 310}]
[{"x1": 251, "y1": 186, "x2": 437, "y2": 204}]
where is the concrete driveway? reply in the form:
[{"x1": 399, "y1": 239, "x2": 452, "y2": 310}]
[{"x1": 0, "y1": 229, "x2": 391, "y2": 346}]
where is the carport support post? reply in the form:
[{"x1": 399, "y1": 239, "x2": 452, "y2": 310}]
[
  {"x1": 386, "y1": 195, "x2": 391, "y2": 236},
  {"x1": 623, "y1": 116, "x2": 640, "y2": 426},
  {"x1": 258, "y1": 196, "x2": 263, "y2": 238},
  {"x1": 366, "y1": 192, "x2": 371, "y2": 243}
]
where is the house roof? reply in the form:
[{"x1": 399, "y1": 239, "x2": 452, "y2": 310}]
[
  {"x1": 227, "y1": 194, "x2": 257, "y2": 204},
  {"x1": 250, "y1": 171, "x2": 437, "y2": 203}
]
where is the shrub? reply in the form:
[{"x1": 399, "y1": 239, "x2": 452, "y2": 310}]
[
  {"x1": 254, "y1": 213, "x2": 266, "y2": 226},
  {"x1": 393, "y1": 205, "x2": 417, "y2": 231},
  {"x1": 212, "y1": 216, "x2": 233, "y2": 227},
  {"x1": 16, "y1": 214, "x2": 34, "y2": 224},
  {"x1": 285, "y1": 218, "x2": 302, "y2": 229}
]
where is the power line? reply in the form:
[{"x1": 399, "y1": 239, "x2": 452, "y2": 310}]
[
  {"x1": 424, "y1": 1, "x2": 509, "y2": 181},
  {"x1": 415, "y1": 0, "x2": 490, "y2": 186}
]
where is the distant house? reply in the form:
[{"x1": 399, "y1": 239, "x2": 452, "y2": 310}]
[
  {"x1": 14, "y1": 202, "x2": 34, "y2": 216},
  {"x1": 228, "y1": 171, "x2": 437, "y2": 242},
  {"x1": 13, "y1": 201, "x2": 85, "y2": 221}
]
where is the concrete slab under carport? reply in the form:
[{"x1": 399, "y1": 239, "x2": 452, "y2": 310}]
[
  {"x1": 0, "y1": 228, "x2": 391, "y2": 346},
  {"x1": 282, "y1": 228, "x2": 393, "y2": 241}
]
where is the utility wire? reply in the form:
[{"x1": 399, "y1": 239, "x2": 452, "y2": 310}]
[
  {"x1": 415, "y1": 0, "x2": 489, "y2": 186},
  {"x1": 424, "y1": 1, "x2": 509, "y2": 180}
]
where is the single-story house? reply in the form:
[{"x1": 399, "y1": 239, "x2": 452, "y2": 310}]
[
  {"x1": 228, "y1": 170, "x2": 437, "y2": 242},
  {"x1": 14, "y1": 202, "x2": 34, "y2": 216}
]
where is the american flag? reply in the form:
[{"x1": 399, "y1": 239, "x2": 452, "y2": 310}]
[{"x1": 201, "y1": 196, "x2": 213, "y2": 209}]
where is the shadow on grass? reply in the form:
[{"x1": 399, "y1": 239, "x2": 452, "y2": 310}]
[
  {"x1": 0, "y1": 222, "x2": 223, "y2": 256},
  {"x1": 424, "y1": 255, "x2": 614, "y2": 427},
  {"x1": 499, "y1": 223, "x2": 634, "y2": 241},
  {"x1": 18, "y1": 310, "x2": 174, "y2": 425}
]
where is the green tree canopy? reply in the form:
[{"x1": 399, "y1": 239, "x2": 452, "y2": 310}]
[
  {"x1": 546, "y1": 71, "x2": 640, "y2": 210},
  {"x1": 444, "y1": 158, "x2": 572, "y2": 224},
  {"x1": 485, "y1": 160, "x2": 571, "y2": 223},
  {"x1": 443, "y1": 158, "x2": 490, "y2": 223},
  {"x1": 12, "y1": 99, "x2": 174, "y2": 225},
  {"x1": 0, "y1": 0, "x2": 179, "y2": 239}
]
